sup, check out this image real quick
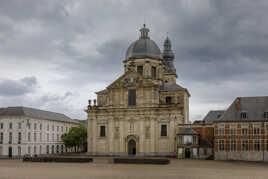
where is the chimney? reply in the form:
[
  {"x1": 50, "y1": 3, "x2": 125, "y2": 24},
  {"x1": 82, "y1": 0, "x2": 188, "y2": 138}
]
[{"x1": 236, "y1": 97, "x2": 241, "y2": 111}]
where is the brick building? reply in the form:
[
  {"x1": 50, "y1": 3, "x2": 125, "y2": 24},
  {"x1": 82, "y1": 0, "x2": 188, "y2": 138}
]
[
  {"x1": 214, "y1": 96, "x2": 268, "y2": 161},
  {"x1": 177, "y1": 122, "x2": 214, "y2": 159}
]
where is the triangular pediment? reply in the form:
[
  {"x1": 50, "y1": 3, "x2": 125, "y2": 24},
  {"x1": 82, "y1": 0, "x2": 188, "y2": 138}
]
[{"x1": 107, "y1": 71, "x2": 156, "y2": 89}]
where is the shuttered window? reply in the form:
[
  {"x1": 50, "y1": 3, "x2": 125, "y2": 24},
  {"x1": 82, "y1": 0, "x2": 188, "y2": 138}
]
[{"x1": 128, "y1": 89, "x2": 136, "y2": 106}]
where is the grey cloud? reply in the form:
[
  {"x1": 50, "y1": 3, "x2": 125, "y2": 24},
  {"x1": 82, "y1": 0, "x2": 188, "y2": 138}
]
[
  {"x1": 0, "y1": 76, "x2": 38, "y2": 96},
  {"x1": 0, "y1": 0, "x2": 268, "y2": 121}
]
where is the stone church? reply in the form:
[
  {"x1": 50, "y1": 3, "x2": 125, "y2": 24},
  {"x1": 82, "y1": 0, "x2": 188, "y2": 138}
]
[{"x1": 86, "y1": 25, "x2": 190, "y2": 156}]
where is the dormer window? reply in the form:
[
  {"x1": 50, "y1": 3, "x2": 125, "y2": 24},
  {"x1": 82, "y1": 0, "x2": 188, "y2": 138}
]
[
  {"x1": 166, "y1": 96, "x2": 172, "y2": 104},
  {"x1": 264, "y1": 112, "x2": 268, "y2": 119},
  {"x1": 137, "y1": 66, "x2": 143, "y2": 76},
  {"x1": 240, "y1": 112, "x2": 247, "y2": 119}
]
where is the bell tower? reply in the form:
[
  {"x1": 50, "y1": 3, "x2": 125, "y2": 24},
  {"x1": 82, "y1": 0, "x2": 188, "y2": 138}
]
[{"x1": 163, "y1": 36, "x2": 177, "y2": 83}]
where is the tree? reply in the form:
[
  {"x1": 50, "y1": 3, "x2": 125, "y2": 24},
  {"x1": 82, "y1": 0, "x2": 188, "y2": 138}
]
[{"x1": 61, "y1": 125, "x2": 87, "y2": 152}]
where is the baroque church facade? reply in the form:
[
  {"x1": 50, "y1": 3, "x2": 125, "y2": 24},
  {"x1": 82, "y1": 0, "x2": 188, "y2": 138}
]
[{"x1": 86, "y1": 25, "x2": 190, "y2": 156}]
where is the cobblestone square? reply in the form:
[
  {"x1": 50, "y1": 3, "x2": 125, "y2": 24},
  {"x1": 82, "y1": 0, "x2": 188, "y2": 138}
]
[{"x1": 0, "y1": 159, "x2": 267, "y2": 179}]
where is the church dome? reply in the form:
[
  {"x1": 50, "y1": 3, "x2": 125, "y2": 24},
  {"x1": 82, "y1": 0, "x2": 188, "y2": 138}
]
[{"x1": 125, "y1": 25, "x2": 162, "y2": 60}]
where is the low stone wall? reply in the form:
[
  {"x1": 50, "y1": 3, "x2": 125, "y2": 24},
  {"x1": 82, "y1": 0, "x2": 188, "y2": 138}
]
[
  {"x1": 215, "y1": 152, "x2": 268, "y2": 162},
  {"x1": 113, "y1": 158, "x2": 170, "y2": 165},
  {"x1": 87, "y1": 152, "x2": 173, "y2": 157}
]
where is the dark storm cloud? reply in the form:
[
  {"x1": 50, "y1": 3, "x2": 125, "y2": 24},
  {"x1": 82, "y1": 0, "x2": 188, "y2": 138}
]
[
  {"x1": 0, "y1": 0, "x2": 268, "y2": 120},
  {"x1": 0, "y1": 76, "x2": 38, "y2": 96}
]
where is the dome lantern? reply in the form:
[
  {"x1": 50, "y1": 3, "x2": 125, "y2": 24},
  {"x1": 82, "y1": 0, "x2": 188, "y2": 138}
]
[{"x1": 125, "y1": 24, "x2": 162, "y2": 60}]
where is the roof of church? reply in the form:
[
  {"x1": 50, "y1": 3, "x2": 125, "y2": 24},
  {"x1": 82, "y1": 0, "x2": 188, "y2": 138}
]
[
  {"x1": 216, "y1": 96, "x2": 268, "y2": 123},
  {"x1": 0, "y1": 106, "x2": 79, "y2": 124},
  {"x1": 160, "y1": 82, "x2": 190, "y2": 96},
  {"x1": 202, "y1": 110, "x2": 225, "y2": 124},
  {"x1": 177, "y1": 128, "x2": 198, "y2": 135},
  {"x1": 125, "y1": 24, "x2": 162, "y2": 60}
]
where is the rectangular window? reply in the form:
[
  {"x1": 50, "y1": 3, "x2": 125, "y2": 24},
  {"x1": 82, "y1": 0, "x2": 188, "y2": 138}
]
[
  {"x1": 18, "y1": 132, "x2": 21, "y2": 144},
  {"x1": 34, "y1": 133, "x2": 37, "y2": 142},
  {"x1": 18, "y1": 146, "x2": 21, "y2": 156},
  {"x1": 240, "y1": 112, "x2": 247, "y2": 119},
  {"x1": 193, "y1": 136, "x2": 197, "y2": 145},
  {"x1": 47, "y1": 125, "x2": 49, "y2": 131},
  {"x1": 18, "y1": 123, "x2": 22, "y2": 129},
  {"x1": 219, "y1": 140, "x2": 224, "y2": 151},
  {"x1": 253, "y1": 126, "x2": 260, "y2": 136},
  {"x1": 0, "y1": 123, "x2": 3, "y2": 129},
  {"x1": 40, "y1": 124, "x2": 42, "y2": 130},
  {"x1": 57, "y1": 134, "x2": 59, "y2": 141},
  {"x1": 28, "y1": 146, "x2": 31, "y2": 154},
  {"x1": 266, "y1": 140, "x2": 268, "y2": 151},
  {"x1": 137, "y1": 66, "x2": 143, "y2": 76},
  {"x1": 230, "y1": 125, "x2": 236, "y2": 136},
  {"x1": 0, "y1": 132, "x2": 3, "y2": 144},
  {"x1": 219, "y1": 125, "x2": 225, "y2": 136},
  {"x1": 254, "y1": 140, "x2": 260, "y2": 151},
  {"x1": 9, "y1": 122, "x2": 12, "y2": 129},
  {"x1": 178, "y1": 136, "x2": 183, "y2": 144},
  {"x1": 151, "y1": 66, "x2": 156, "y2": 79},
  {"x1": 100, "y1": 126, "x2": 106, "y2": 137},
  {"x1": 242, "y1": 128, "x2": 248, "y2": 136},
  {"x1": 34, "y1": 146, "x2": 36, "y2": 154},
  {"x1": 28, "y1": 123, "x2": 31, "y2": 130},
  {"x1": 52, "y1": 125, "x2": 54, "y2": 131},
  {"x1": 264, "y1": 112, "x2": 268, "y2": 119},
  {"x1": 61, "y1": 126, "x2": 63, "y2": 132},
  {"x1": 28, "y1": 132, "x2": 31, "y2": 142},
  {"x1": 230, "y1": 140, "x2": 236, "y2": 152},
  {"x1": 242, "y1": 140, "x2": 249, "y2": 151},
  {"x1": 166, "y1": 96, "x2": 172, "y2": 104},
  {"x1": 34, "y1": 123, "x2": 37, "y2": 130},
  {"x1": 161, "y1": 124, "x2": 167, "y2": 136},
  {"x1": 52, "y1": 134, "x2": 54, "y2": 141},
  {"x1": 128, "y1": 89, "x2": 136, "y2": 106},
  {"x1": 9, "y1": 132, "x2": 12, "y2": 144},
  {"x1": 57, "y1": 126, "x2": 59, "y2": 132}
]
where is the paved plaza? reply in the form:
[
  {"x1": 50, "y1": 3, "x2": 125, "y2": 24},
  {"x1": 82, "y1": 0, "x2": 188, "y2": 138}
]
[{"x1": 0, "y1": 159, "x2": 267, "y2": 179}]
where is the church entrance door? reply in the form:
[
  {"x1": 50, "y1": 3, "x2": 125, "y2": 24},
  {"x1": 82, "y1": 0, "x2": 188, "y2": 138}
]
[{"x1": 128, "y1": 139, "x2": 136, "y2": 155}]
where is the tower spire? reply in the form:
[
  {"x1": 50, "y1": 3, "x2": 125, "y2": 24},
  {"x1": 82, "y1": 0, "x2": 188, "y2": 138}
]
[{"x1": 163, "y1": 36, "x2": 176, "y2": 73}]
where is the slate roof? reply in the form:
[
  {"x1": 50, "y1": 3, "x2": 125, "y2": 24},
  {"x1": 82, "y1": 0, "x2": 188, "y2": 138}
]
[
  {"x1": 216, "y1": 96, "x2": 268, "y2": 123},
  {"x1": 0, "y1": 107, "x2": 79, "y2": 124},
  {"x1": 160, "y1": 82, "x2": 190, "y2": 96},
  {"x1": 125, "y1": 25, "x2": 162, "y2": 60},
  {"x1": 177, "y1": 128, "x2": 198, "y2": 135},
  {"x1": 202, "y1": 110, "x2": 225, "y2": 124}
]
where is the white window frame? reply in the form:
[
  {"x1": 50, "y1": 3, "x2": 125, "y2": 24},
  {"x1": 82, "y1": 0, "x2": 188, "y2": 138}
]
[
  {"x1": 219, "y1": 139, "x2": 225, "y2": 151},
  {"x1": 230, "y1": 140, "x2": 236, "y2": 152}
]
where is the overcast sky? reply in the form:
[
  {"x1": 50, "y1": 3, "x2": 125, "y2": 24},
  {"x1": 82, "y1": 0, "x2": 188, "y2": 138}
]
[{"x1": 0, "y1": 0, "x2": 268, "y2": 121}]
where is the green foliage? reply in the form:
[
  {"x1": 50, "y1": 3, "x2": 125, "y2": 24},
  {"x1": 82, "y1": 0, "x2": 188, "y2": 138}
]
[{"x1": 61, "y1": 125, "x2": 87, "y2": 152}]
